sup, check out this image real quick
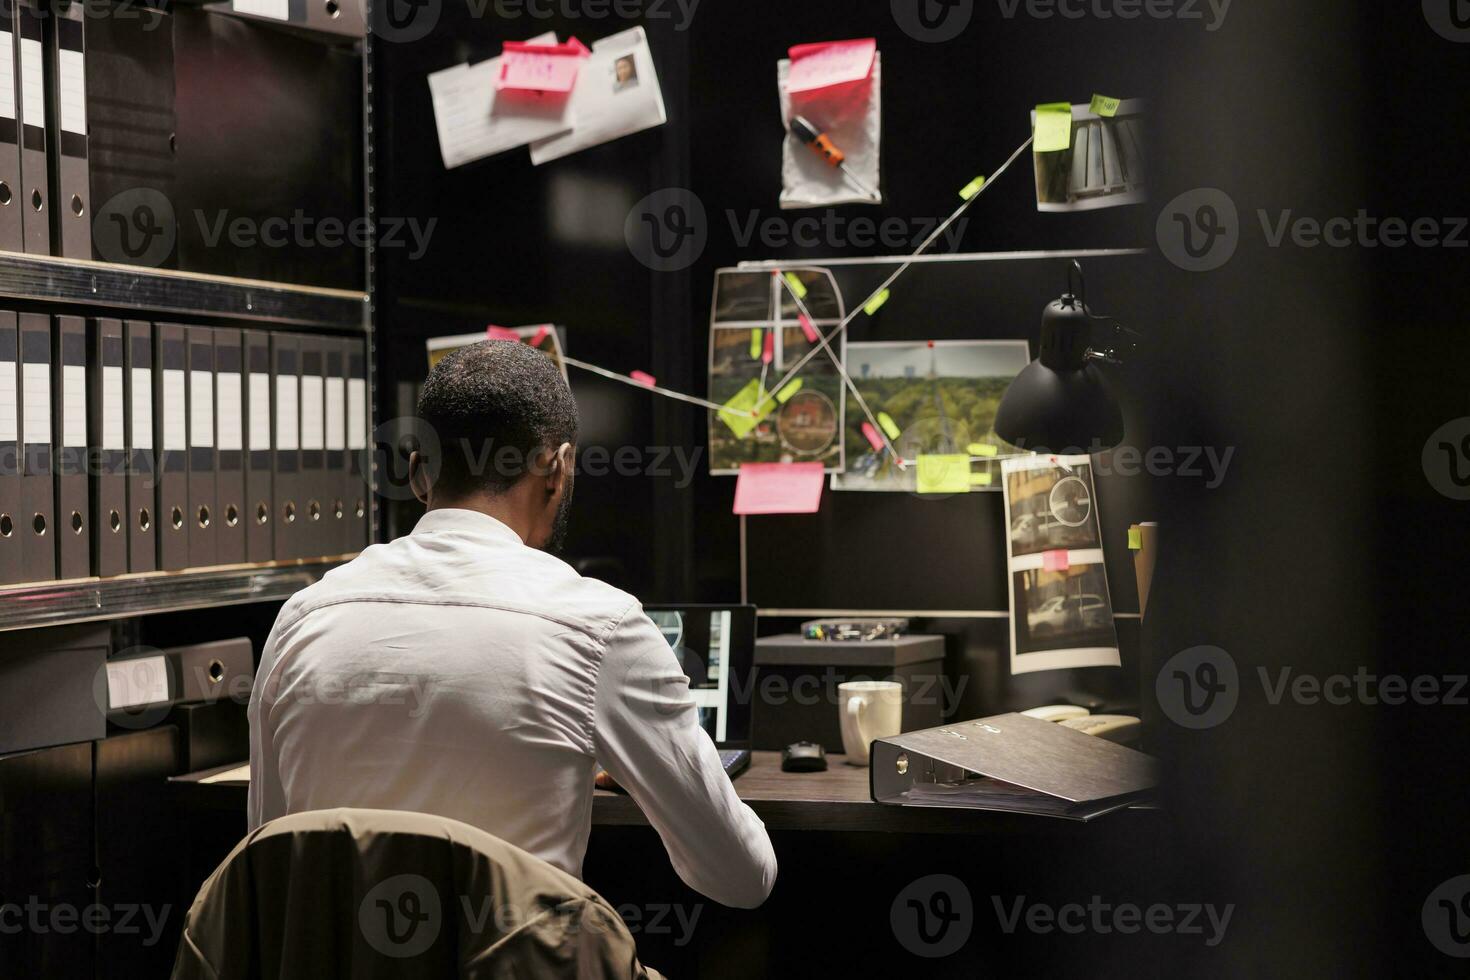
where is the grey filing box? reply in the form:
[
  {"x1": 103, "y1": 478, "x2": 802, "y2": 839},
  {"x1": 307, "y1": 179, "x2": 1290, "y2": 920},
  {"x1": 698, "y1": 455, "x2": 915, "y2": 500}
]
[{"x1": 752, "y1": 634, "x2": 947, "y2": 753}]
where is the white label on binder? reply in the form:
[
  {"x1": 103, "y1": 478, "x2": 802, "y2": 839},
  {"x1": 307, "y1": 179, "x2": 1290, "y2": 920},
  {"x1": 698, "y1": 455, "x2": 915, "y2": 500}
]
[
  {"x1": 63, "y1": 364, "x2": 86, "y2": 448},
  {"x1": 232, "y1": 0, "x2": 289, "y2": 21},
  {"x1": 0, "y1": 39, "x2": 15, "y2": 121},
  {"x1": 20, "y1": 39, "x2": 43, "y2": 129},
  {"x1": 59, "y1": 49, "x2": 86, "y2": 136},
  {"x1": 217, "y1": 373, "x2": 243, "y2": 451},
  {"x1": 106, "y1": 656, "x2": 169, "y2": 710},
  {"x1": 347, "y1": 379, "x2": 367, "y2": 450},
  {"x1": 301, "y1": 375, "x2": 324, "y2": 451},
  {"x1": 190, "y1": 369, "x2": 214, "y2": 447},
  {"x1": 276, "y1": 376, "x2": 298, "y2": 451},
  {"x1": 0, "y1": 361, "x2": 16, "y2": 441},
  {"x1": 162, "y1": 369, "x2": 186, "y2": 451},
  {"x1": 102, "y1": 366, "x2": 124, "y2": 450},
  {"x1": 22, "y1": 362, "x2": 49, "y2": 445},
  {"x1": 325, "y1": 377, "x2": 345, "y2": 451},
  {"x1": 249, "y1": 373, "x2": 270, "y2": 449},
  {"x1": 131, "y1": 368, "x2": 153, "y2": 450}
]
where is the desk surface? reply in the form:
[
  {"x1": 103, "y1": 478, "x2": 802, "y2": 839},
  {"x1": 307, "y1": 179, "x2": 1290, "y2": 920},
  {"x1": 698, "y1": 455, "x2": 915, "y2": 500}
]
[{"x1": 171, "y1": 751, "x2": 1157, "y2": 836}]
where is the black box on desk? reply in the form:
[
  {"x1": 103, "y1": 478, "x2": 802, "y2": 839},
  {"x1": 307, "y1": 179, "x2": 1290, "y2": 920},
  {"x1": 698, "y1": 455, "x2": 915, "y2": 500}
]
[{"x1": 751, "y1": 634, "x2": 947, "y2": 753}]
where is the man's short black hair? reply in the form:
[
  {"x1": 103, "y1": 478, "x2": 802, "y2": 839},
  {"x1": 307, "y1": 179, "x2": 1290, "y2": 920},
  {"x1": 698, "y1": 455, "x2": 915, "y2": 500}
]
[{"x1": 417, "y1": 340, "x2": 579, "y2": 497}]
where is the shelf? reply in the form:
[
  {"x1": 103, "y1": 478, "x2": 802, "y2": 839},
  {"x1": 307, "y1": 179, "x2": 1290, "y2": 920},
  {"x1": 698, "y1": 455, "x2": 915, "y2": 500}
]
[
  {"x1": 0, "y1": 252, "x2": 368, "y2": 330},
  {"x1": 0, "y1": 559, "x2": 351, "y2": 633}
]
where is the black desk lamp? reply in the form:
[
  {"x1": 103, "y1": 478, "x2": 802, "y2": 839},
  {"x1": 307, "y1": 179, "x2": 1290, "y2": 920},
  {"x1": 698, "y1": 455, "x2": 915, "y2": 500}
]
[{"x1": 994, "y1": 261, "x2": 1135, "y2": 453}]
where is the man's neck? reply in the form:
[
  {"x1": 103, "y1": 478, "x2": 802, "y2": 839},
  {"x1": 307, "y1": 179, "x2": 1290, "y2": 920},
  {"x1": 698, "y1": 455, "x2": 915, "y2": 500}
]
[{"x1": 425, "y1": 494, "x2": 531, "y2": 544}]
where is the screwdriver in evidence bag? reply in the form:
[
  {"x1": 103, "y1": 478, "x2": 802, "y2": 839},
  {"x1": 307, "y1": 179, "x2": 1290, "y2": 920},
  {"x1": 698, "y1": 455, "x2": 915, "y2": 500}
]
[{"x1": 789, "y1": 114, "x2": 880, "y2": 200}]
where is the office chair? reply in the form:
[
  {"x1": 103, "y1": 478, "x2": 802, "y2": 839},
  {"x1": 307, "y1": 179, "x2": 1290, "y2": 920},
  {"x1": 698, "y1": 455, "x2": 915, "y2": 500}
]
[{"x1": 170, "y1": 807, "x2": 664, "y2": 980}]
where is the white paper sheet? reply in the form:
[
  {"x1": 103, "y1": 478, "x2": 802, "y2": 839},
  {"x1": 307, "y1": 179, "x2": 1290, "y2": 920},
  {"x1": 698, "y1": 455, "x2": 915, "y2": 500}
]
[
  {"x1": 20, "y1": 38, "x2": 43, "y2": 128},
  {"x1": 22, "y1": 362, "x2": 49, "y2": 445},
  {"x1": 131, "y1": 369, "x2": 153, "y2": 450},
  {"x1": 189, "y1": 370, "x2": 213, "y2": 447},
  {"x1": 102, "y1": 366, "x2": 124, "y2": 450},
  {"x1": 162, "y1": 370, "x2": 186, "y2": 451},
  {"x1": 0, "y1": 360, "x2": 16, "y2": 441},
  {"x1": 530, "y1": 27, "x2": 668, "y2": 165},
  {"x1": 275, "y1": 376, "x2": 298, "y2": 451},
  {"x1": 217, "y1": 373, "x2": 243, "y2": 451},
  {"x1": 347, "y1": 378, "x2": 367, "y2": 450},
  {"x1": 107, "y1": 656, "x2": 169, "y2": 709},
  {"x1": 0, "y1": 37, "x2": 16, "y2": 122},
  {"x1": 62, "y1": 365, "x2": 86, "y2": 448},
  {"x1": 325, "y1": 377, "x2": 346, "y2": 451},
  {"x1": 249, "y1": 373, "x2": 271, "y2": 450},
  {"x1": 301, "y1": 375, "x2": 324, "y2": 451}
]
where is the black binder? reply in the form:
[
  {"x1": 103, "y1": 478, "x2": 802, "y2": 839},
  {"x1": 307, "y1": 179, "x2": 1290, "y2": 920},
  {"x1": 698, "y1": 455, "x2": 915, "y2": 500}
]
[
  {"x1": 0, "y1": 2, "x2": 23, "y2": 253},
  {"x1": 347, "y1": 337, "x2": 368, "y2": 549},
  {"x1": 18, "y1": 312, "x2": 52, "y2": 582},
  {"x1": 47, "y1": 0, "x2": 88, "y2": 259},
  {"x1": 15, "y1": 0, "x2": 46, "y2": 254},
  {"x1": 153, "y1": 322, "x2": 187, "y2": 570},
  {"x1": 122, "y1": 319, "x2": 155, "y2": 572},
  {"x1": 0, "y1": 311, "x2": 20, "y2": 584},
  {"x1": 299, "y1": 336, "x2": 325, "y2": 558},
  {"x1": 243, "y1": 328, "x2": 271, "y2": 562},
  {"x1": 325, "y1": 337, "x2": 347, "y2": 555},
  {"x1": 270, "y1": 333, "x2": 299, "y2": 560},
  {"x1": 185, "y1": 325, "x2": 215, "y2": 568},
  {"x1": 87, "y1": 317, "x2": 126, "y2": 577},
  {"x1": 53, "y1": 315, "x2": 88, "y2": 578},
  {"x1": 213, "y1": 326, "x2": 245, "y2": 565}
]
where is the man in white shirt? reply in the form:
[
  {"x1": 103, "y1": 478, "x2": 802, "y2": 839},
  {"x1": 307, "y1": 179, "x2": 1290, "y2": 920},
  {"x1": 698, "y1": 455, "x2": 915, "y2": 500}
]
[{"x1": 249, "y1": 340, "x2": 776, "y2": 909}]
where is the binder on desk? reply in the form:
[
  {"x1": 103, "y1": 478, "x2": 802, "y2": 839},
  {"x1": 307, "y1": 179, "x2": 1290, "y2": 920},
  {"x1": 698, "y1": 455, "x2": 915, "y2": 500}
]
[
  {"x1": 48, "y1": 0, "x2": 87, "y2": 259},
  {"x1": 87, "y1": 318, "x2": 126, "y2": 577},
  {"x1": 18, "y1": 312, "x2": 52, "y2": 582},
  {"x1": 54, "y1": 315, "x2": 88, "y2": 578},
  {"x1": 0, "y1": 3, "x2": 23, "y2": 253},
  {"x1": 298, "y1": 336, "x2": 325, "y2": 558},
  {"x1": 123, "y1": 320, "x2": 155, "y2": 572},
  {"x1": 347, "y1": 338, "x2": 368, "y2": 548},
  {"x1": 0, "y1": 311, "x2": 20, "y2": 583},
  {"x1": 15, "y1": 0, "x2": 46, "y2": 255},
  {"x1": 213, "y1": 327, "x2": 244, "y2": 565},
  {"x1": 243, "y1": 329, "x2": 271, "y2": 562},
  {"x1": 324, "y1": 338, "x2": 347, "y2": 555},
  {"x1": 270, "y1": 333, "x2": 299, "y2": 560},
  {"x1": 153, "y1": 322, "x2": 187, "y2": 570},
  {"x1": 185, "y1": 326, "x2": 215, "y2": 568}
]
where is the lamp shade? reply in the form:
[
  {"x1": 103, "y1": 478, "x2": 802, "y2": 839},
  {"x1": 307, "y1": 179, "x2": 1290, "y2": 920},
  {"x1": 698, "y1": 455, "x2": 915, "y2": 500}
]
[{"x1": 994, "y1": 294, "x2": 1125, "y2": 452}]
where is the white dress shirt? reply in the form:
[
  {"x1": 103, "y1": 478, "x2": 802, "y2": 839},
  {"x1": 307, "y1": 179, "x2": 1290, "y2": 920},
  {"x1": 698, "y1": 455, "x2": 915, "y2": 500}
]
[{"x1": 248, "y1": 508, "x2": 777, "y2": 908}]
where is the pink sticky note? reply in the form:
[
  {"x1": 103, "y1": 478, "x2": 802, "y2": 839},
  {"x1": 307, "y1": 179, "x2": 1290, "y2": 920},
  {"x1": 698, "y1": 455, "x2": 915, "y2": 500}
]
[
  {"x1": 860, "y1": 422, "x2": 884, "y2": 453},
  {"x1": 798, "y1": 313, "x2": 819, "y2": 343},
  {"x1": 786, "y1": 38, "x2": 877, "y2": 94},
  {"x1": 497, "y1": 38, "x2": 589, "y2": 93},
  {"x1": 733, "y1": 462, "x2": 825, "y2": 516},
  {"x1": 530, "y1": 325, "x2": 552, "y2": 348},
  {"x1": 630, "y1": 370, "x2": 656, "y2": 388},
  {"x1": 1043, "y1": 549, "x2": 1070, "y2": 572},
  {"x1": 761, "y1": 331, "x2": 774, "y2": 365},
  {"x1": 486, "y1": 325, "x2": 520, "y2": 341}
]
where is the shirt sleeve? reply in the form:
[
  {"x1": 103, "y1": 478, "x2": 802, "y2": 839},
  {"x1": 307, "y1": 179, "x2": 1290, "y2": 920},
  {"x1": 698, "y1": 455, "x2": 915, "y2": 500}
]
[
  {"x1": 247, "y1": 617, "x2": 287, "y2": 832},
  {"x1": 592, "y1": 605, "x2": 777, "y2": 909}
]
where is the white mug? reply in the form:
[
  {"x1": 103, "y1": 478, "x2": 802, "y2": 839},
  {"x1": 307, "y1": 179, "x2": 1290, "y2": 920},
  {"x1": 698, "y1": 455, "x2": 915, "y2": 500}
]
[{"x1": 838, "y1": 680, "x2": 903, "y2": 766}]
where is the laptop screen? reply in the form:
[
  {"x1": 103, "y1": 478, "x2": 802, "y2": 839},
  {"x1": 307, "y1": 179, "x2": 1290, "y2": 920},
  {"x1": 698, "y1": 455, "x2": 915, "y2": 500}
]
[{"x1": 644, "y1": 605, "x2": 754, "y2": 748}]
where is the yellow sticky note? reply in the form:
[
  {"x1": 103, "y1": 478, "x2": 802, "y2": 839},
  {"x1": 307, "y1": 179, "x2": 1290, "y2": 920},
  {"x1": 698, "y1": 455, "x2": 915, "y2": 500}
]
[
  {"x1": 863, "y1": 289, "x2": 891, "y2": 316},
  {"x1": 877, "y1": 412, "x2": 902, "y2": 441},
  {"x1": 970, "y1": 471, "x2": 993, "y2": 487},
  {"x1": 1090, "y1": 94, "x2": 1121, "y2": 117},
  {"x1": 749, "y1": 329, "x2": 762, "y2": 360},
  {"x1": 783, "y1": 272, "x2": 808, "y2": 299},
  {"x1": 916, "y1": 454, "x2": 972, "y2": 495},
  {"x1": 1034, "y1": 102, "x2": 1073, "y2": 153},
  {"x1": 1128, "y1": 526, "x2": 1143, "y2": 550},
  {"x1": 775, "y1": 378, "x2": 804, "y2": 403},
  {"x1": 718, "y1": 378, "x2": 773, "y2": 439},
  {"x1": 958, "y1": 176, "x2": 985, "y2": 200},
  {"x1": 966, "y1": 442, "x2": 999, "y2": 458}
]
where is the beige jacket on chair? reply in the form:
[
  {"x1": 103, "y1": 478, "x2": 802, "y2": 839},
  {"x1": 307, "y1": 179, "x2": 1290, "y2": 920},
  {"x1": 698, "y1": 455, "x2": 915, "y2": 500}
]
[{"x1": 171, "y1": 808, "x2": 665, "y2": 980}]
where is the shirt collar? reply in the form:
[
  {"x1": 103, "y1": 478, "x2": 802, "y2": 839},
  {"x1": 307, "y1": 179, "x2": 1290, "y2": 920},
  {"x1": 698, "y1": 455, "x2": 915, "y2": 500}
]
[{"x1": 410, "y1": 508, "x2": 526, "y2": 544}]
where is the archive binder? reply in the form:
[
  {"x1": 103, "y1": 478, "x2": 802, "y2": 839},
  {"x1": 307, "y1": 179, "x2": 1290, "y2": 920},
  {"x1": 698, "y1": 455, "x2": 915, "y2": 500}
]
[
  {"x1": 48, "y1": 0, "x2": 89, "y2": 259},
  {"x1": 18, "y1": 312, "x2": 52, "y2": 582},
  {"x1": 185, "y1": 326, "x2": 215, "y2": 568},
  {"x1": 213, "y1": 327, "x2": 245, "y2": 565},
  {"x1": 88, "y1": 318, "x2": 126, "y2": 577},
  {"x1": 243, "y1": 329, "x2": 271, "y2": 562},
  {"x1": 270, "y1": 333, "x2": 299, "y2": 560},
  {"x1": 299, "y1": 336, "x2": 325, "y2": 558},
  {"x1": 324, "y1": 338, "x2": 346, "y2": 554},
  {"x1": 347, "y1": 338, "x2": 368, "y2": 548},
  {"x1": 123, "y1": 320, "x2": 155, "y2": 572},
  {"x1": 0, "y1": 2, "x2": 22, "y2": 253},
  {"x1": 0, "y1": 311, "x2": 19, "y2": 583},
  {"x1": 15, "y1": 0, "x2": 46, "y2": 255},
  {"x1": 54, "y1": 315, "x2": 88, "y2": 578},
  {"x1": 154, "y1": 322, "x2": 187, "y2": 570}
]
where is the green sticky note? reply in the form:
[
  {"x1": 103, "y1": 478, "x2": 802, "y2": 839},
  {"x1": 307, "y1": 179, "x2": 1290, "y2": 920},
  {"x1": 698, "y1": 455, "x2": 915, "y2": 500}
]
[
  {"x1": 1034, "y1": 102, "x2": 1073, "y2": 153},
  {"x1": 916, "y1": 454, "x2": 972, "y2": 495},
  {"x1": 775, "y1": 378, "x2": 804, "y2": 404},
  {"x1": 749, "y1": 329, "x2": 763, "y2": 360},
  {"x1": 1090, "y1": 94, "x2": 1121, "y2": 117},
  {"x1": 966, "y1": 442, "x2": 999, "y2": 458},
  {"x1": 970, "y1": 471, "x2": 994, "y2": 487},
  {"x1": 878, "y1": 412, "x2": 902, "y2": 441},
  {"x1": 718, "y1": 378, "x2": 773, "y2": 439},
  {"x1": 783, "y1": 272, "x2": 808, "y2": 300},
  {"x1": 958, "y1": 176, "x2": 986, "y2": 201},
  {"x1": 1128, "y1": 526, "x2": 1143, "y2": 550},
  {"x1": 863, "y1": 289, "x2": 891, "y2": 316}
]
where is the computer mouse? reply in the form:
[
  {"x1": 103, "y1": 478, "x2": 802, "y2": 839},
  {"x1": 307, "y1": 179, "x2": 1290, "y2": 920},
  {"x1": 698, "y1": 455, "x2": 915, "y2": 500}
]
[{"x1": 782, "y1": 741, "x2": 828, "y2": 772}]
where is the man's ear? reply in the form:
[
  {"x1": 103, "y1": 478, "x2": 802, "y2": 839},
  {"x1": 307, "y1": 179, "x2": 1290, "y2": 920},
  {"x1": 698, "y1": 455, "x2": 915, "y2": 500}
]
[
  {"x1": 547, "y1": 442, "x2": 574, "y2": 494},
  {"x1": 408, "y1": 450, "x2": 431, "y2": 505}
]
